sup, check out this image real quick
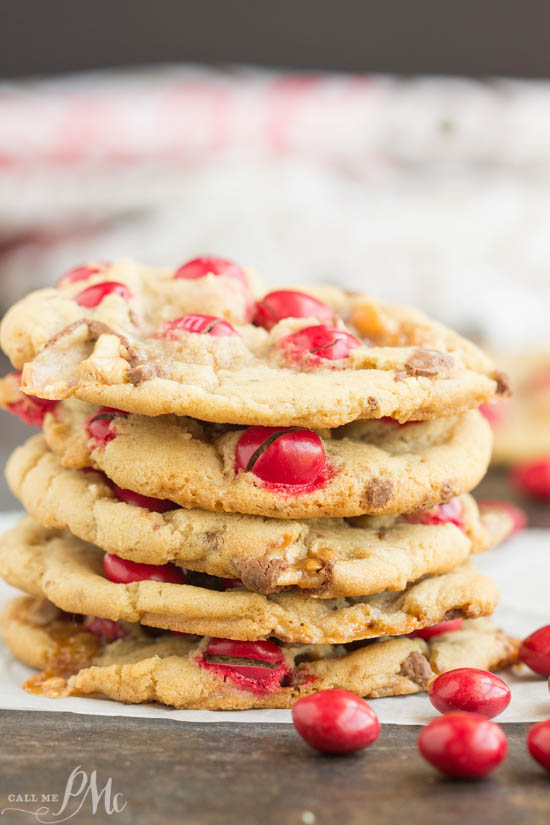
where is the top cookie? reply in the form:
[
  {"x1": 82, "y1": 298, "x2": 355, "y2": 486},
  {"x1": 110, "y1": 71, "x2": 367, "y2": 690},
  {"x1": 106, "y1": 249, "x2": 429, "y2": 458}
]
[{"x1": 1, "y1": 258, "x2": 507, "y2": 428}]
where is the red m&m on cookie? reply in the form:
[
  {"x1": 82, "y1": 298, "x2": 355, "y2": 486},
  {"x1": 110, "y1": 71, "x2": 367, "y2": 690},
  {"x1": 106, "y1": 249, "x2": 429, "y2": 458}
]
[
  {"x1": 5, "y1": 371, "x2": 57, "y2": 427},
  {"x1": 86, "y1": 407, "x2": 129, "y2": 446},
  {"x1": 157, "y1": 314, "x2": 238, "y2": 338},
  {"x1": 56, "y1": 263, "x2": 110, "y2": 289},
  {"x1": 202, "y1": 638, "x2": 290, "y2": 694},
  {"x1": 103, "y1": 553, "x2": 187, "y2": 584},
  {"x1": 279, "y1": 325, "x2": 360, "y2": 364},
  {"x1": 112, "y1": 485, "x2": 178, "y2": 513},
  {"x1": 174, "y1": 256, "x2": 247, "y2": 287},
  {"x1": 83, "y1": 616, "x2": 128, "y2": 642},
  {"x1": 235, "y1": 426, "x2": 326, "y2": 487},
  {"x1": 75, "y1": 281, "x2": 132, "y2": 308},
  {"x1": 409, "y1": 619, "x2": 463, "y2": 640},
  {"x1": 405, "y1": 498, "x2": 464, "y2": 530},
  {"x1": 254, "y1": 290, "x2": 333, "y2": 331}
]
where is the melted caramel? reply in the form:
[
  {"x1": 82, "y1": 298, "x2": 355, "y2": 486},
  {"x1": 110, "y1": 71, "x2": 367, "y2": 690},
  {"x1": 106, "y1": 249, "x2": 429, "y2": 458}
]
[{"x1": 24, "y1": 621, "x2": 100, "y2": 697}]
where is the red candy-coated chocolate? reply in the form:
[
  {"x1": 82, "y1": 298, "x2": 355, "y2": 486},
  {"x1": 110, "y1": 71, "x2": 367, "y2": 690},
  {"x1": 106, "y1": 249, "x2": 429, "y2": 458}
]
[
  {"x1": 112, "y1": 485, "x2": 178, "y2": 513},
  {"x1": 519, "y1": 625, "x2": 550, "y2": 676},
  {"x1": 202, "y1": 638, "x2": 290, "y2": 694},
  {"x1": 8, "y1": 396, "x2": 57, "y2": 428},
  {"x1": 254, "y1": 290, "x2": 333, "y2": 331},
  {"x1": 527, "y1": 720, "x2": 550, "y2": 771},
  {"x1": 279, "y1": 324, "x2": 361, "y2": 363},
  {"x1": 235, "y1": 426, "x2": 326, "y2": 486},
  {"x1": 75, "y1": 281, "x2": 132, "y2": 308},
  {"x1": 479, "y1": 401, "x2": 510, "y2": 427},
  {"x1": 513, "y1": 460, "x2": 550, "y2": 500},
  {"x1": 292, "y1": 689, "x2": 380, "y2": 754},
  {"x1": 103, "y1": 553, "x2": 187, "y2": 585},
  {"x1": 83, "y1": 616, "x2": 128, "y2": 642},
  {"x1": 409, "y1": 619, "x2": 463, "y2": 640},
  {"x1": 157, "y1": 314, "x2": 238, "y2": 338},
  {"x1": 405, "y1": 497, "x2": 464, "y2": 530},
  {"x1": 5, "y1": 372, "x2": 57, "y2": 427},
  {"x1": 429, "y1": 668, "x2": 511, "y2": 718},
  {"x1": 56, "y1": 263, "x2": 109, "y2": 289},
  {"x1": 417, "y1": 712, "x2": 507, "y2": 778},
  {"x1": 478, "y1": 499, "x2": 527, "y2": 536},
  {"x1": 86, "y1": 407, "x2": 129, "y2": 446},
  {"x1": 222, "y1": 578, "x2": 243, "y2": 590},
  {"x1": 174, "y1": 256, "x2": 247, "y2": 286}
]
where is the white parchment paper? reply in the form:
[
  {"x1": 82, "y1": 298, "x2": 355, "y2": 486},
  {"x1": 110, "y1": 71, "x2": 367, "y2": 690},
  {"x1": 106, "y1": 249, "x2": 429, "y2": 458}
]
[{"x1": 0, "y1": 512, "x2": 548, "y2": 724}]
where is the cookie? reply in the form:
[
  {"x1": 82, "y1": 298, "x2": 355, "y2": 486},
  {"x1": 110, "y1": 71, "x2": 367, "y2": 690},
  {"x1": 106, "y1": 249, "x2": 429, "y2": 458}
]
[
  {"x1": 1, "y1": 596, "x2": 518, "y2": 710},
  {"x1": 30, "y1": 396, "x2": 491, "y2": 518},
  {"x1": 0, "y1": 518, "x2": 499, "y2": 644},
  {"x1": 0, "y1": 259, "x2": 507, "y2": 427},
  {"x1": 483, "y1": 353, "x2": 550, "y2": 464},
  {"x1": 7, "y1": 436, "x2": 512, "y2": 598}
]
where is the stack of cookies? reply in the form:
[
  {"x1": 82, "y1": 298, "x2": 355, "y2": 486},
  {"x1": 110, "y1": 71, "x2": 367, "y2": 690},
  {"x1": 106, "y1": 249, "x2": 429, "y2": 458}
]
[{"x1": 0, "y1": 257, "x2": 519, "y2": 710}]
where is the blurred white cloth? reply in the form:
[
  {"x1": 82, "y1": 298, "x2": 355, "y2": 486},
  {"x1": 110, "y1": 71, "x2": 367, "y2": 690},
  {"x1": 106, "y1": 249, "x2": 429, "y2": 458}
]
[{"x1": 2, "y1": 67, "x2": 550, "y2": 347}]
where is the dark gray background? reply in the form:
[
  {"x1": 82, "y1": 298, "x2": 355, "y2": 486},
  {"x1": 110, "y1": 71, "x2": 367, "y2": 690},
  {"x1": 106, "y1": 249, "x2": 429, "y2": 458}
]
[{"x1": 1, "y1": 0, "x2": 550, "y2": 79}]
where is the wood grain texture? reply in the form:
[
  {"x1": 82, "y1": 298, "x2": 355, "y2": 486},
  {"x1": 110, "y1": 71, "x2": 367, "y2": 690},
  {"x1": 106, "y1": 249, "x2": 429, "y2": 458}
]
[
  {"x1": 0, "y1": 713, "x2": 549, "y2": 825},
  {"x1": 0, "y1": 472, "x2": 548, "y2": 823}
]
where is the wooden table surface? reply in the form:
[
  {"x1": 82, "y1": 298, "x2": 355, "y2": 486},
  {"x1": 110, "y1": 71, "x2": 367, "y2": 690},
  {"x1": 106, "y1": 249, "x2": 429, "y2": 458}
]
[{"x1": 0, "y1": 469, "x2": 548, "y2": 825}]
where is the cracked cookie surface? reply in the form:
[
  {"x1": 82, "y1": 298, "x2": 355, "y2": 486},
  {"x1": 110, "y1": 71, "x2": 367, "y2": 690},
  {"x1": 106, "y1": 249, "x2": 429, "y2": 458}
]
[
  {"x1": 0, "y1": 518, "x2": 499, "y2": 644},
  {"x1": 29, "y1": 396, "x2": 492, "y2": 518},
  {"x1": 7, "y1": 436, "x2": 512, "y2": 598},
  {"x1": 0, "y1": 260, "x2": 507, "y2": 428},
  {"x1": 1, "y1": 596, "x2": 518, "y2": 710}
]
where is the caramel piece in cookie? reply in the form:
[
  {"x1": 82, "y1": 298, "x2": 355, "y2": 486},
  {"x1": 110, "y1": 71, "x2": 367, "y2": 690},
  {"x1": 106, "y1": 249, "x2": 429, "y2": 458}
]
[
  {"x1": 1, "y1": 597, "x2": 519, "y2": 710},
  {"x1": 0, "y1": 518, "x2": 500, "y2": 645}
]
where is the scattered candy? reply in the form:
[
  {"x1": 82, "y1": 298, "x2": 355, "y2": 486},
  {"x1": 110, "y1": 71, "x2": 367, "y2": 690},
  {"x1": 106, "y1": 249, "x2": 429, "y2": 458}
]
[
  {"x1": 157, "y1": 314, "x2": 238, "y2": 338},
  {"x1": 519, "y1": 625, "x2": 550, "y2": 676},
  {"x1": 235, "y1": 426, "x2": 326, "y2": 486},
  {"x1": 103, "y1": 553, "x2": 187, "y2": 584},
  {"x1": 417, "y1": 712, "x2": 508, "y2": 778},
  {"x1": 428, "y1": 668, "x2": 511, "y2": 718},
  {"x1": 409, "y1": 619, "x2": 463, "y2": 640},
  {"x1": 75, "y1": 281, "x2": 132, "y2": 308},
  {"x1": 527, "y1": 720, "x2": 550, "y2": 771},
  {"x1": 292, "y1": 689, "x2": 380, "y2": 754},
  {"x1": 254, "y1": 290, "x2": 332, "y2": 331},
  {"x1": 513, "y1": 460, "x2": 550, "y2": 500},
  {"x1": 477, "y1": 499, "x2": 527, "y2": 535},
  {"x1": 174, "y1": 256, "x2": 247, "y2": 286}
]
